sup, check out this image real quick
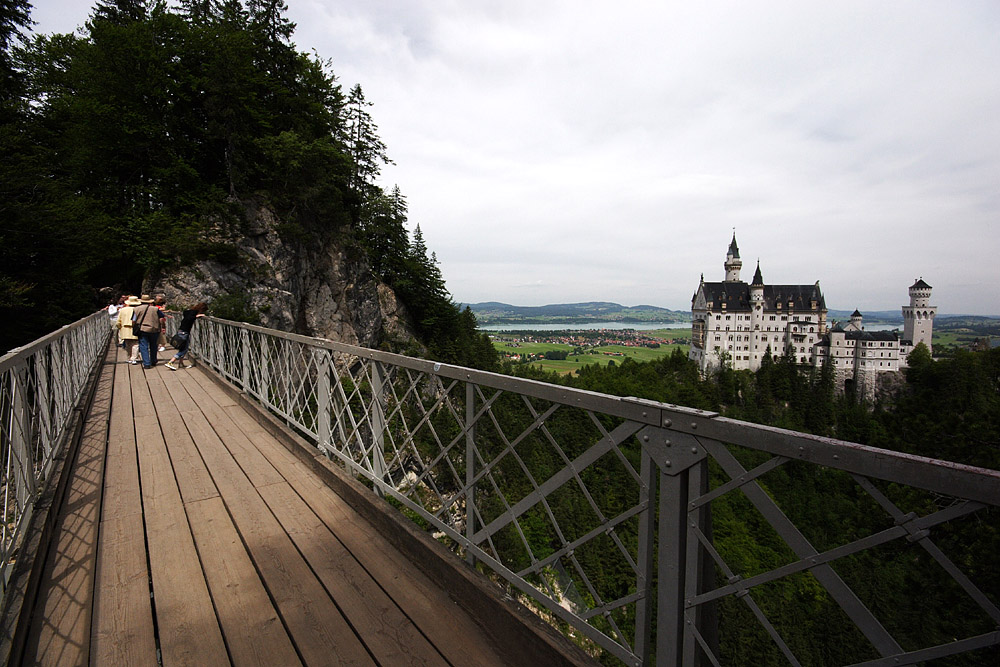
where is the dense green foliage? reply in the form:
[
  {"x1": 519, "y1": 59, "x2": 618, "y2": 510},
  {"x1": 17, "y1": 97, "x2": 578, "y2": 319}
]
[
  {"x1": 503, "y1": 347, "x2": 999, "y2": 664},
  {"x1": 0, "y1": 0, "x2": 495, "y2": 370}
]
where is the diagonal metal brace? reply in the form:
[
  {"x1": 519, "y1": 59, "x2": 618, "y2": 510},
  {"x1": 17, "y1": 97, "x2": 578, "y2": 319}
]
[{"x1": 638, "y1": 426, "x2": 706, "y2": 475}]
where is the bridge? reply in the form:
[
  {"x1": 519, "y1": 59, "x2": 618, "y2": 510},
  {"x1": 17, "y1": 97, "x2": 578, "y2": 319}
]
[{"x1": 1, "y1": 312, "x2": 998, "y2": 665}]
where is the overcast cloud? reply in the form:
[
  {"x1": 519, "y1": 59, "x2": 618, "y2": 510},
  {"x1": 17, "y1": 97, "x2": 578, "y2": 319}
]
[{"x1": 30, "y1": 1, "x2": 1000, "y2": 315}]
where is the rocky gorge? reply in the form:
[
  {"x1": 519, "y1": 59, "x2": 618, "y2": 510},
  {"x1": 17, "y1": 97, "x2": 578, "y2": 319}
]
[{"x1": 146, "y1": 200, "x2": 417, "y2": 350}]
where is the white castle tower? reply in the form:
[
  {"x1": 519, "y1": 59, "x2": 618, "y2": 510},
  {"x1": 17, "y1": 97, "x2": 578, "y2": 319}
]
[
  {"x1": 902, "y1": 278, "x2": 936, "y2": 354},
  {"x1": 724, "y1": 233, "x2": 742, "y2": 282}
]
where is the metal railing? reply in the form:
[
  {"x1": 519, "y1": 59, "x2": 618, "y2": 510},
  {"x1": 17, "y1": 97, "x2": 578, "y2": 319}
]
[
  {"x1": 0, "y1": 311, "x2": 111, "y2": 601},
  {"x1": 192, "y1": 317, "x2": 1000, "y2": 666}
]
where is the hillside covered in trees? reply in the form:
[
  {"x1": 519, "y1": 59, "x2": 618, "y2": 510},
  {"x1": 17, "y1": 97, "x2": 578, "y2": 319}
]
[
  {"x1": 0, "y1": 0, "x2": 496, "y2": 368},
  {"x1": 502, "y1": 345, "x2": 998, "y2": 664}
]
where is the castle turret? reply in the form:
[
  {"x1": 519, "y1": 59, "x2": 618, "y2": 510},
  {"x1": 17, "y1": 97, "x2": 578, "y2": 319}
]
[
  {"x1": 724, "y1": 233, "x2": 742, "y2": 282},
  {"x1": 850, "y1": 309, "x2": 863, "y2": 330},
  {"x1": 750, "y1": 261, "x2": 764, "y2": 303},
  {"x1": 902, "y1": 278, "x2": 936, "y2": 353}
]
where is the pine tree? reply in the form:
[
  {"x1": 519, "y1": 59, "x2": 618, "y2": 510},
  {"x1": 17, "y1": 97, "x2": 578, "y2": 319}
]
[{"x1": 344, "y1": 83, "x2": 392, "y2": 198}]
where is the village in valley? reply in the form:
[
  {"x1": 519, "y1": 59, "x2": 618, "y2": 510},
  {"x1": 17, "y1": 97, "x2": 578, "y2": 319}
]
[{"x1": 489, "y1": 328, "x2": 691, "y2": 372}]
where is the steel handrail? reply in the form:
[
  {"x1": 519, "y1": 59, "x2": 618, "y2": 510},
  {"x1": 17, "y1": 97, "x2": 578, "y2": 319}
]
[
  {"x1": 190, "y1": 316, "x2": 1000, "y2": 666},
  {"x1": 0, "y1": 310, "x2": 111, "y2": 604}
]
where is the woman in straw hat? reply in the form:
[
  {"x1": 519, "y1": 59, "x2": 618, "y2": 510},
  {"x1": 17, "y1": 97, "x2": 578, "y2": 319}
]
[
  {"x1": 116, "y1": 296, "x2": 142, "y2": 364},
  {"x1": 133, "y1": 294, "x2": 165, "y2": 368}
]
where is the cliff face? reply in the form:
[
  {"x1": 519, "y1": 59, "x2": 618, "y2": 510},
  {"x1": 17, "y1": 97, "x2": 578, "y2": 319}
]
[{"x1": 148, "y1": 201, "x2": 416, "y2": 349}]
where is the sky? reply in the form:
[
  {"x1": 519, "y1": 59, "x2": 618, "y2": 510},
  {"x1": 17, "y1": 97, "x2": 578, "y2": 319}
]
[{"x1": 28, "y1": 1, "x2": 1000, "y2": 315}]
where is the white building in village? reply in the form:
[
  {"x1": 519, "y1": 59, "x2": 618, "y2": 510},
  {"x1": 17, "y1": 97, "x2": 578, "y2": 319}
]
[{"x1": 689, "y1": 236, "x2": 937, "y2": 387}]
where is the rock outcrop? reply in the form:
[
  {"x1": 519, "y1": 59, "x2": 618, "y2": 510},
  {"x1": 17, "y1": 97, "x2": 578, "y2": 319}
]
[{"x1": 147, "y1": 200, "x2": 416, "y2": 349}]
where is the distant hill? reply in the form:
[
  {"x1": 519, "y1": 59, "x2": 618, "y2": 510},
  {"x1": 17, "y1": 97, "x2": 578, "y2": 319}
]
[
  {"x1": 464, "y1": 302, "x2": 690, "y2": 325},
  {"x1": 826, "y1": 311, "x2": 1000, "y2": 326},
  {"x1": 827, "y1": 310, "x2": 903, "y2": 324},
  {"x1": 466, "y1": 302, "x2": 998, "y2": 328}
]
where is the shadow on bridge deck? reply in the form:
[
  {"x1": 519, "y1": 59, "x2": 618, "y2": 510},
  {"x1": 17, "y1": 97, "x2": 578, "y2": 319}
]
[{"x1": 12, "y1": 343, "x2": 591, "y2": 666}]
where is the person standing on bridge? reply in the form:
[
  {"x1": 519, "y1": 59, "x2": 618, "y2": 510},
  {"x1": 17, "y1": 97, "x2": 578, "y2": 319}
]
[
  {"x1": 116, "y1": 295, "x2": 142, "y2": 364},
  {"x1": 133, "y1": 294, "x2": 165, "y2": 368},
  {"x1": 165, "y1": 302, "x2": 207, "y2": 371}
]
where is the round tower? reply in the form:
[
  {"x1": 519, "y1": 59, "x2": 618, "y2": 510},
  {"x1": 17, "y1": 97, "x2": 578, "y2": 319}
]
[
  {"x1": 902, "y1": 278, "x2": 936, "y2": 353},
  {"x1": 724, "y1": 233, "x2": 742, "y2": 282}
]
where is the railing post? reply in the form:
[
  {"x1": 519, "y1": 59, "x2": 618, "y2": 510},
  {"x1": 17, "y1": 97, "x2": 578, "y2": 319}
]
[
  {"x1": 316, "y1": 349, "x2": 332, "y2": 453},
  {"x1": 259, "y1": 333, "x2": 271, "y2": 406},
  {"x1": 465, "y1": 381, "x2": 477, "y2": 566},
  {"x1": 634, "y1": 447, "x2": 657, "y2": 665},
  {"x1": 638, "y1": 425, "x2": 710, "y2": 667},
  {"x1": 658, "y1": 467, "x2": 689, "y2": 667},
  {"x1": 683, "y1": 458, "x2": 717, "y2": 665},
  {"x1": 370, "y1": 361, "x2": 387, "y2": 496},
  {"x1": 240, "y1": 328, "x2": 250, "y2": 394},
  {"x1": 36, "y1": 349, "x2": 54, "y2": 468},
  {"x1": 10, "y1": 364, "x2": 34, "y2": 508}
]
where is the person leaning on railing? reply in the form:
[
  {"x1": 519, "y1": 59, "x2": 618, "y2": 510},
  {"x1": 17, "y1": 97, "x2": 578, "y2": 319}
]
[{"x1": 165, "y1": 302, "x2": 207, "y2": 371}]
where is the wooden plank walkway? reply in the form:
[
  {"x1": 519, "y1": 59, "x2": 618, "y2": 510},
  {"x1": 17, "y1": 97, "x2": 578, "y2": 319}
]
[{"x1": 19, "y1": 344, "x2": 525, "y2": 666}]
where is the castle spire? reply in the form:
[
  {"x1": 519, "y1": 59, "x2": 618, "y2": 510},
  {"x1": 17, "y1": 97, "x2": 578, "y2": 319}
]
[
  {"x1": 751, "y1": 260, "x2": 763, "y2": 286},
  {"x1": 724, "y1": 232, "x2": 742, "y2": 282}
]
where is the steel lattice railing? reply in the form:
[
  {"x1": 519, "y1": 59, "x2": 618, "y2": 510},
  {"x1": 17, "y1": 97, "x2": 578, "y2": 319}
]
[
  {"x1": 0, "y1": 311, "x2": 111, "y2": 603},
  {"x1": 192, "y1": 317, "x2": 1000, "y2": 666}
]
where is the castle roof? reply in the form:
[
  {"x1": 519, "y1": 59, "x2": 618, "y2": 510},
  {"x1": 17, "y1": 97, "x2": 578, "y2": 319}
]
[
  {"x1": 728, "y1": 233, "x2": 740, "y2": 258},
  {"x1": 751, "y1": 261, "x2": 763, "y2": 286},
  {"x1": 842, "y1": 329, "x2": 899, "y2": 342},
  {"x1": 910, "y1": 278, "x2": 931, "y2": 289},
  {"x1": 821, "y1": 327, "x2": 899, "y2": 345},
  {"x1": 851, "y1": 309, "x2": 863, "y2": 318},
  {"x1": 697, "y1": 281, "x2": 825, "y2": 311}
]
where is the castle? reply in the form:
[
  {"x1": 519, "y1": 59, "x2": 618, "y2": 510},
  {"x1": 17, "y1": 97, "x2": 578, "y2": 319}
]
[{"x1": 688, "y1": 235, "x2": 936, "y2": 390}]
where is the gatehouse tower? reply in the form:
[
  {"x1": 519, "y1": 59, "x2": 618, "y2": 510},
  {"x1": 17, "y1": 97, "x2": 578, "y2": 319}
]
[{"x1": 901, "y1": 278, "x2": 936, "y2": 354}]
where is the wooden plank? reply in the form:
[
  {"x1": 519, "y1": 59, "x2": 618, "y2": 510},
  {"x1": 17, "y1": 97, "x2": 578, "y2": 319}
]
[
  {"x1": 258, "y1": 482, "x2": 448, "y2": 666},
  {"x1": 90, "y1": 513, "x2": 157, "y2": 665},
  {"x1": 22, "y1": 355, "x2": 115, "y2": 665},
  {"x1": 100, "y1": 363, "x2": 141, "y2": 519},
  {"x1": 282, "y1": 467, "x2": 508, "y2": 667},
  {"x1": 185, "y1": 497, "x2": 301, "y2": 666},
  {"x1": 91, "y1": 362, "x2": 157, "y2": 665},
  {"x1": 131, "y1": 375, "x2": 229, "y2": 666},
  {"x1": 161, "y1": 365, "x2": 202, "y2": 414},
  {"x1": 145, "y1": 374, "x2": 219, "y2": 504},
  {"x1": 178, "y1": 403, "x2": 374, "y2": 665},
  {"x1": 205, "y1": 394, "x2": 507, "y2": 666},
  {"x1": 173, "y1": 371, "x2": 284, "y2": 488}
]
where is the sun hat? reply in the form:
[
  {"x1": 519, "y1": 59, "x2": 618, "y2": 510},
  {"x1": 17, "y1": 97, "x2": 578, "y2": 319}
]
[
  {"x1": 126, "y1": 296, "x2": 142, "y2": 306},
  {"x1": 140, "y1": 294, "x2": 154, "y2": 303}
]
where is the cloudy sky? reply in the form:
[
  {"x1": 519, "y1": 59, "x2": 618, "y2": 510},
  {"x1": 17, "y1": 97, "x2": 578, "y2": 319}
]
[{"x1": 30, "y1": 1, "x2": 1000, "y2": 315}]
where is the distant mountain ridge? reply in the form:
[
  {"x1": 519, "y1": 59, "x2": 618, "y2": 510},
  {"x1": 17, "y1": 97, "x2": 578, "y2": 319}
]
[
  {"x1": 464, "y1": 302, "x2": 690, "y2": 324},
  {"x1": 466, "y1": 303, "x2": 999, "y2": 327}
]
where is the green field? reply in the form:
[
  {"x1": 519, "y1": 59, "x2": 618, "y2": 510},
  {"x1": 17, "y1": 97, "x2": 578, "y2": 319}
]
[
  {"x1": 932, "y1": 329, "x2": 980, "y2": 349},
  {"x1": 492, "y1": 328, "x2": 691, "y2": 375}
]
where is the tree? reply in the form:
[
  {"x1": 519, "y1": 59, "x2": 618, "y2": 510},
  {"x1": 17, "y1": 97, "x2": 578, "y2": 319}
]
[
  {"x1": 343, "y1": 83, "x2": 392, "y2": 198},
  {"x1": 0, "y1": 0, "x2": 34, "y2": 314}
]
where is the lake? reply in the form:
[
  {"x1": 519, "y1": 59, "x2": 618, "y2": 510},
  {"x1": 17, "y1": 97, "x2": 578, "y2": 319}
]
[
  {"x1": 482, "y1": 322, "x2": 688, "y2": 332},
  {"x1": 481, "y1": 322, "x2": 902, "y2": 333}
]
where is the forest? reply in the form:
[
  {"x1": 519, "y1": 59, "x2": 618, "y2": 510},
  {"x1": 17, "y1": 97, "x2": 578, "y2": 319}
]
[
  {"x1": 0, "y1": 0, "x2": 496, "y2": 368},
  {"x1": 494, "y1": 344, "x2": 999, "y2": 664}
]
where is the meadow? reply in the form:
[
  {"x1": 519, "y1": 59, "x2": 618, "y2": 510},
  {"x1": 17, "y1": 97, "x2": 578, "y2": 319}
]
[{"x1": 491, "y1": 327, "x2": 691, "y2": 374}]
